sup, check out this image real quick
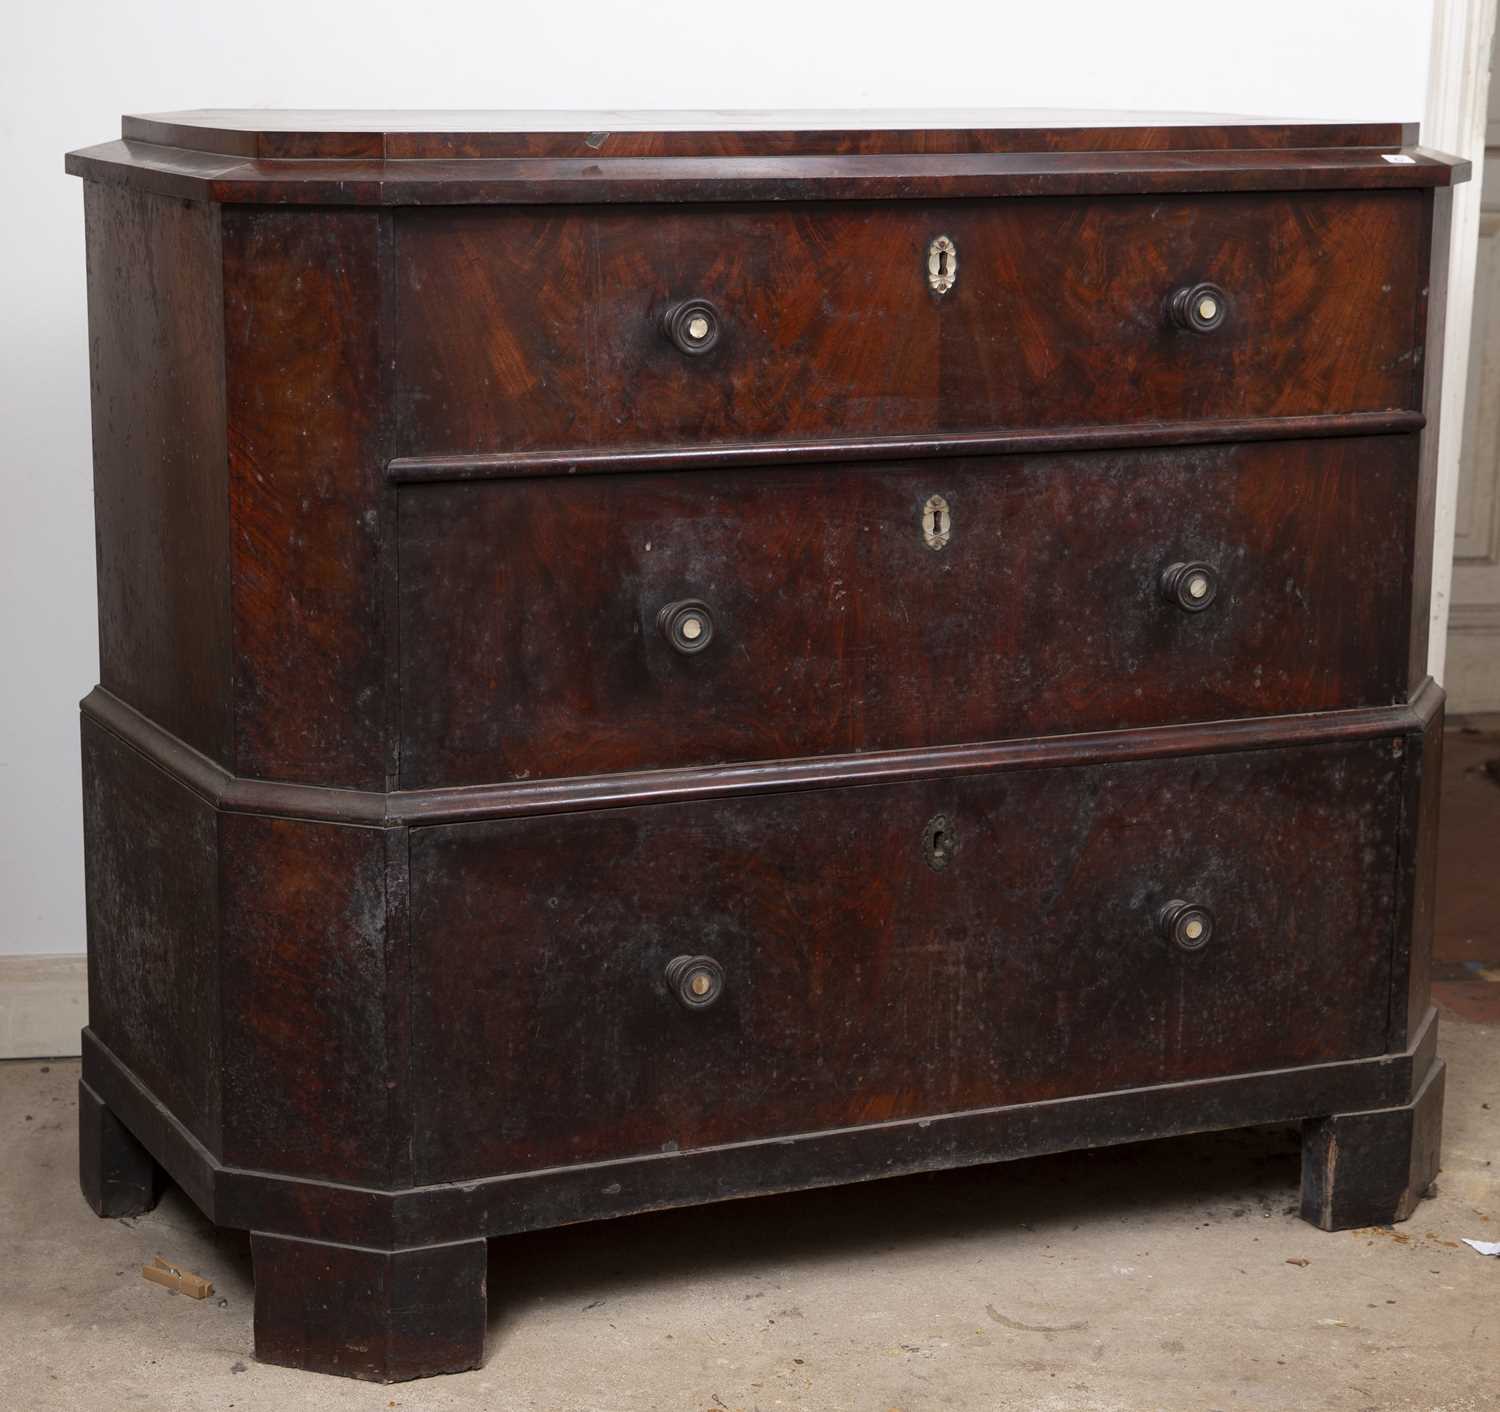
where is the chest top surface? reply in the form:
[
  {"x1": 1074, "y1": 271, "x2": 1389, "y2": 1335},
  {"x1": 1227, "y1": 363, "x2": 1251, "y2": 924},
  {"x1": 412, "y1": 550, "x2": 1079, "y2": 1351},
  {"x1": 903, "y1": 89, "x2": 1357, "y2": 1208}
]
[{"x1": 66, "y1": 108, "x2": 1464, "y2": 205}]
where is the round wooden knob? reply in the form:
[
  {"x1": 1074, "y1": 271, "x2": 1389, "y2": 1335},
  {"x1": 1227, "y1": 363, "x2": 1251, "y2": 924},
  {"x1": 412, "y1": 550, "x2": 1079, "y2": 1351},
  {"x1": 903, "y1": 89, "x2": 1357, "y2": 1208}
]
[
  {"x1": 661, "y1": 299, "x2": 722, "y2": 355},
  {"x1": 658, "y1": 599, "x2": 715, "y2": 654},
  {"x1": 1158, "y1": 899, "x2": 1215, "y2": 952},
  {"x1": 1168, "y1": 282, "x2": 1228, "y2": 334},
  {"x1": 666, "y1": 955, "x2": 725, "y2": 1010},
  {"x1": 1160, "y1": 561, "x2": 1220, "y2": 612}
]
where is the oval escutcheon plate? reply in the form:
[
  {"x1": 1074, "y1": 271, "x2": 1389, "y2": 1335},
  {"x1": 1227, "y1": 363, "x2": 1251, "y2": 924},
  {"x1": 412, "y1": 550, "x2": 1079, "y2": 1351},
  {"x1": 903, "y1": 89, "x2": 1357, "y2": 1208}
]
[{"x1": 927, "y1": 234, "x2": 957, "y2": 293}]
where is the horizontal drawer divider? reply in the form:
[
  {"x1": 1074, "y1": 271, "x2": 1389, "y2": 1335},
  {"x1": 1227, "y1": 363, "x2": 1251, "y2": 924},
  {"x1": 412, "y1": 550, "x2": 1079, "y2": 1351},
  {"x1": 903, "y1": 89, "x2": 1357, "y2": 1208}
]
[
  {"x1": 387, "y1": 411, "x2": 1426, "y2": 484},
  {"x1": 80, "y1": 678, "x2": 1443, "y2": 829}
]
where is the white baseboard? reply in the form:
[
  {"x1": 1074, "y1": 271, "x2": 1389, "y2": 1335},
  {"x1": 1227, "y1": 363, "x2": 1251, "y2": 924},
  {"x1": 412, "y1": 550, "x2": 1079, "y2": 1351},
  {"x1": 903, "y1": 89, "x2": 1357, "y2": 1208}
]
[{"x1": 0, "y1": 955, "x2": 87, "y2": 1058}]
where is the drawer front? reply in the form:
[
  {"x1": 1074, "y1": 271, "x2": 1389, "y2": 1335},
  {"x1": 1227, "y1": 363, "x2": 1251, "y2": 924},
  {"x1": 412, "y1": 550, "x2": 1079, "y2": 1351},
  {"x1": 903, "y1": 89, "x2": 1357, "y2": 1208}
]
[
  {"x1": 397, "y1": 435, "x2": 1414, "y2": 789},
  {"x1": 408, "y1": 740, "x2": 1400, "y2": 1183},
  {"x1": 393, "y1": 191, "x2": 1426, "y2": 455}
]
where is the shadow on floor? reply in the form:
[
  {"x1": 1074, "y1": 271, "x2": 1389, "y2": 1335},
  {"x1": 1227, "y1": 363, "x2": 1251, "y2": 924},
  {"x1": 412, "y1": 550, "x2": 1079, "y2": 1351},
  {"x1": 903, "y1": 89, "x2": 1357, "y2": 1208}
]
[
  {"x1": 138, "y1": 1117, "x2": 1306, "y2": 1343},
  {"x1": 482, "y1": 1122, "x2": 1303, "y2": 1339}
]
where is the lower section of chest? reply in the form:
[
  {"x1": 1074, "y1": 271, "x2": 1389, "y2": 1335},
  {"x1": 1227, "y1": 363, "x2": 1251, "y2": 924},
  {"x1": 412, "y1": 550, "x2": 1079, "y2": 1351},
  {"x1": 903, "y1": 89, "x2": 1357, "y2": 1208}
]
[{"x1": 81, "y1": 714, "x2": 1418, "y2": 1198}]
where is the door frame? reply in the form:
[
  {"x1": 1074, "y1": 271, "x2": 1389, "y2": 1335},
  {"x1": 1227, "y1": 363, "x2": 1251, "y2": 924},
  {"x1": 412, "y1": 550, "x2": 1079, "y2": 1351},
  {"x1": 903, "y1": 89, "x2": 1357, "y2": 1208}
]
[{"x1": 1426, "y1": 0, "x2": 1499, "y2": 689}]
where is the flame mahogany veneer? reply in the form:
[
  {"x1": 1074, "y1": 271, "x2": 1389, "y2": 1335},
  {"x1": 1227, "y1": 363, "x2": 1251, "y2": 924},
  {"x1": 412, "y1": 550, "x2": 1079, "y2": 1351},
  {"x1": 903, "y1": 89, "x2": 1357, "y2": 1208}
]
[{"x1": 69, "y1": 111, "x2": 1460, "y2": 1382}]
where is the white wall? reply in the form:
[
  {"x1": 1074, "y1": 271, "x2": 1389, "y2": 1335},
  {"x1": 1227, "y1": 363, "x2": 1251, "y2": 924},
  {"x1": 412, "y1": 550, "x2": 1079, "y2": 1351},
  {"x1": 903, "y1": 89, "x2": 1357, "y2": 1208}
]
[{"x1": 0, "y1": 0, "x2": 1438, "y2": 959}]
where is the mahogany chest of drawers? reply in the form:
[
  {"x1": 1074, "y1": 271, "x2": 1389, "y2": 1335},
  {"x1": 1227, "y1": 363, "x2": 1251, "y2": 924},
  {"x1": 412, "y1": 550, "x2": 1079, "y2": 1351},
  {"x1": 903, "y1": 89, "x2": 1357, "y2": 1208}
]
[{"x1": 68, "y1": 110, "x2": 1462, "y2": 1382}]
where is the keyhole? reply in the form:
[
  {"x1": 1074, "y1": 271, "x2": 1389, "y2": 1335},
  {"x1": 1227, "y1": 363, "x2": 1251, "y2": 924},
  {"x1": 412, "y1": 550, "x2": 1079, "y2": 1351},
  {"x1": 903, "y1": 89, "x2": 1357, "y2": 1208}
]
[
  {"x1": 927, "y1": 235, "x2": 957, "y2": 293},
  {"x1": 923, "y1": 814, "x2": 957, "y2": 870},
  {"x1": 922, "y1": 494, "x2": 951, "y2": 549}
]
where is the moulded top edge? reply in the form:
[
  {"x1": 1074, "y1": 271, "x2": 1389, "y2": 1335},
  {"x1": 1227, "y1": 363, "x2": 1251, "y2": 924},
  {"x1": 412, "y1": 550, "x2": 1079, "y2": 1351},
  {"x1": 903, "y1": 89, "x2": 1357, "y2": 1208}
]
[
  {"x1": 110, "y1": 109, "x2": 1427, "y2": 162},
  {"x1": 64, "y1": 138, "x2": 1469, "y2": 206}
]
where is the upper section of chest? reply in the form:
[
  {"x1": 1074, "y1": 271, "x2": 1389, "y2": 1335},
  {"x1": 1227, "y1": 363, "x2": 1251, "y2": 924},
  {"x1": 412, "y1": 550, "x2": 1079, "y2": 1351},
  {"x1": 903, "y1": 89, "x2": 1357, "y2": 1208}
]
[{"x1": 71, "y1": 109, "x2": 1463, "y2": 466}]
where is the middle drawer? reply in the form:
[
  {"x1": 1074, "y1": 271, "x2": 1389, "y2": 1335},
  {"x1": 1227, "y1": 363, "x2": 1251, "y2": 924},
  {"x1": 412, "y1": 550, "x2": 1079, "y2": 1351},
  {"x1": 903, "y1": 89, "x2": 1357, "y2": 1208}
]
[{"x1": 397, "y1": 434, "x2": 1413, "y2": 788}]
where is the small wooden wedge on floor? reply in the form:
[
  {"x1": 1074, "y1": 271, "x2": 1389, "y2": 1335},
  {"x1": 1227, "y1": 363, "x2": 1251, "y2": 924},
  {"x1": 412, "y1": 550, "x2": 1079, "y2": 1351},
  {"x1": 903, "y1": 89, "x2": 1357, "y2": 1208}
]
[{"x1": 142, "y1": 1255, "x2": 213, "y2": 1299}]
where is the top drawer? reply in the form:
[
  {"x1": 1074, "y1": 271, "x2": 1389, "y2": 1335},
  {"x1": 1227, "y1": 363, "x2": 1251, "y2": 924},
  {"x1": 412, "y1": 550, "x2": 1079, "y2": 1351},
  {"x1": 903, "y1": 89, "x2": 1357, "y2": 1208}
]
[{"x1": 393, "y1": 190, "x2": 1428, "y2": 456}]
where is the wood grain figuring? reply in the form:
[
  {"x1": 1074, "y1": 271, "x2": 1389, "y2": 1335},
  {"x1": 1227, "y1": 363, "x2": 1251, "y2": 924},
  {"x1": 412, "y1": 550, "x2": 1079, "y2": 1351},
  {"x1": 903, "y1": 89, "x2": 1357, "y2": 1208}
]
[
  {"x1": 398, "y1": 436, "x2": 1416, "y2": 788},
  {"x1": 117, "y1": 109, "x2": 1421, "y2": 161},
  {"x1": 222, "y1": 208, "x2": 387, "y2": 789},
  {"x1": 81, "y1": 717, "x2": 221, "y2": 1153},
  {"x1": 394, "y1": 192, "x2": 1426, "y2": 456},
  {"x1": 409, "y1": 739, "x2": 1401, "y2": 1183},
  {"x1": 83, "y1": 184, "x2": 231, "y2": 763}
]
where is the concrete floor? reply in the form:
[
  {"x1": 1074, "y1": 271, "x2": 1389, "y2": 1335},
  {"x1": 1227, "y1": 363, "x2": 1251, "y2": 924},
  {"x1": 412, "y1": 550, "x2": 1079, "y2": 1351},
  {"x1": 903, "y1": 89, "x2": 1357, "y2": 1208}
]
[{"x1": 0, "y1": 1018, "x2": 1494, "y2": 1412}]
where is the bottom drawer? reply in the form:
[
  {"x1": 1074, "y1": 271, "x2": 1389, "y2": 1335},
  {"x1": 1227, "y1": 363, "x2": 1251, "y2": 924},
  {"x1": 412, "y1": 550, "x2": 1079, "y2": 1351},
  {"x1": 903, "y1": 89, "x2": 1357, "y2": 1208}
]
[{"x1": 409, "y1": 740, "x2": 1401, "y2": 1183}]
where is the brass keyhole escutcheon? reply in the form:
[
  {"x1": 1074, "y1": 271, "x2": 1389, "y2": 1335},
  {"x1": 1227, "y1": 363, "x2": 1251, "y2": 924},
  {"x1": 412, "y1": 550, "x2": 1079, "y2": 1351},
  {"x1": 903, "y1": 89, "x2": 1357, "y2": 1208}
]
[
  {"x1": 927, "y1": 235, "x2": 958, "y2": 294},
  {"x1": 922, "y1": 814, "x2": 958, "y2": 870},
  {"x1": 923, "y1": 494, "x2": 952, "y2": 550}
]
